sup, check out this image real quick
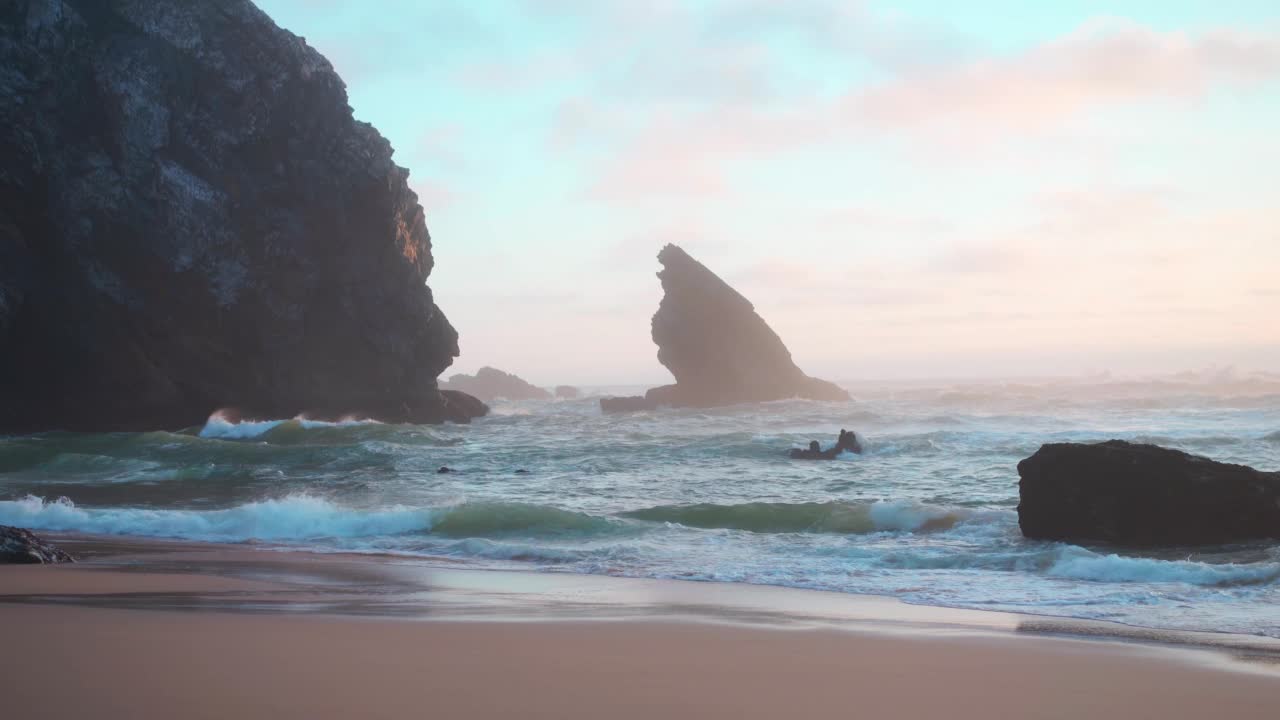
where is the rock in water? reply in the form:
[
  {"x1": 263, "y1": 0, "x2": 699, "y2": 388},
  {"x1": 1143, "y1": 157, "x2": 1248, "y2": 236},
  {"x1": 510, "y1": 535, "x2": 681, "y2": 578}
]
[
  {"x1": 599, "y1": 395, "x2": 658, "y2": 413},
  {"x1": 441, "y1": 367, "x2": 551, "y2": 402},
  {"x1": 0, "y1": 0, "x2": 485, "y2": 432},
  {"x1": 1017, "y1": 440, "x2": 1280, "y2": 545},
  {"x1": 1, "y1": 526, "x2": 74, "y2": 564},
  {"x1": 603, "y1": 245, "x2": 849, "y2": 411},
  {"x1": 554, "y1": 385, "x2": 580, "y2": 400}
]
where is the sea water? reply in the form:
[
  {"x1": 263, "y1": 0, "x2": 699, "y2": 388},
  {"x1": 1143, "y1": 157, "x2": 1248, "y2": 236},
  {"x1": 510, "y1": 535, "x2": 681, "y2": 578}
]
[{"x1": 2, "y1": 377, "x2": 1279, "y2": 636}]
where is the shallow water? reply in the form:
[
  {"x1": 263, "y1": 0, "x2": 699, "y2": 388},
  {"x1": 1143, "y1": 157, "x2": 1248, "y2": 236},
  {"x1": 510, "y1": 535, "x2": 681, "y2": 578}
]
[{"x1": 3, "y1": 377, "x2": 1279, "y2": 636}]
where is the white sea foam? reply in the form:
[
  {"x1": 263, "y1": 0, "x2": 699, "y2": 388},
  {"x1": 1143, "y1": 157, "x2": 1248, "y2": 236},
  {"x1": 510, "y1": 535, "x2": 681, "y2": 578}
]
[
  {"x1": 198, "y1": 416, "x2": 286, "y2": 439},
  {"x1": 1047, "y1": 546, "x2": 1280, "y2": 586},
  {"x1": 867, "y1": 500, "x2": 967, "y2": 532},
  {"x1": 197, "y1": 411, "x2": 382, "y2": 439}
]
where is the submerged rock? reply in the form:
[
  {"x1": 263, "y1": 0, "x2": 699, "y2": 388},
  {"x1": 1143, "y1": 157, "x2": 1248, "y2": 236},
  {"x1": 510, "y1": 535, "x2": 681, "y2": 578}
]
[
  {"x1": 0, "y1": 0, "x2": 484, "y2": 432},
  {"x1": 790, "y1": 430, "x2": 863, "y2": 460},
  {"x1": 0, "y1": 526, "x2": 74, "y2": 564},
  {"x1": 599, "y1": 395, "x2": 658, "y2": 413},
  {"x1": 1017, "y1": 440, "x2": 1280, "y2": 545},
  {"x1": 441, "y1": 367, "x2": 551, "y2": 402},
  {"x1": 602, "y1": 245, "x2": 849, "y2": 412}
]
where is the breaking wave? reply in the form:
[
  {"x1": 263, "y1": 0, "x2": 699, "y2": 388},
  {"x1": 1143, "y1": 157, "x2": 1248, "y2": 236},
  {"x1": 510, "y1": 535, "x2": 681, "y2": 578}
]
[
  {"x1": 1046, "y1": 547, "x2": 1280, "y2": 586},
  {"x1": 197, "y1": 412, "x2": 384, "y2": 440},
  {"x1": 0, "y1": 496, "x2": 622, "y2": 542},
  {"x1": 0, "y1": 494, "x2": 431, "y2": 541},
  {"x1": 622, "y1": 500, "x2": 971, "y2": 534}
]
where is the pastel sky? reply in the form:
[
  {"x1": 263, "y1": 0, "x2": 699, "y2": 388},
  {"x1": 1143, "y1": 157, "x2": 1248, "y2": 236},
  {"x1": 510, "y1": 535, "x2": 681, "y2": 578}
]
[{"x1": 256, "y1": 0, "x2": 1280, "y2": 385}]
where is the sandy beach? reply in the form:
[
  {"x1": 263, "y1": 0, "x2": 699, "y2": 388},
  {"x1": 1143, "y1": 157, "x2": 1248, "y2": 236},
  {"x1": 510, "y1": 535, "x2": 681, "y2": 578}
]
[{"x1": 3, "y1": 539, "x2": 1279, "y2": 719}]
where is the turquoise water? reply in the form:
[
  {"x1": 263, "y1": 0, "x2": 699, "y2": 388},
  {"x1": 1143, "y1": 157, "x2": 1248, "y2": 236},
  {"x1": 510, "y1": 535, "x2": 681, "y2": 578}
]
[{"x1": 2, "y1": 379, "x2": 1279, "y2": 636}]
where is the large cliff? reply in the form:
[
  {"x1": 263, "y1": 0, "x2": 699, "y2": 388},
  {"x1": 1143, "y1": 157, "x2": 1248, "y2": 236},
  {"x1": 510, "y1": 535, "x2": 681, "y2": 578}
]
[{"x1": 0, "y1": 0, "x2": 484, "y2": 431}]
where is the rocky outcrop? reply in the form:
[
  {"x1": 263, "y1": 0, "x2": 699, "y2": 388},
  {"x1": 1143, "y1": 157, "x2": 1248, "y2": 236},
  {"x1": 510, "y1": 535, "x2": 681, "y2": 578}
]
[
  {"x1": 601, "y1": 245, "x2": 849, "y2": 412},
  {"x1": 599, "y1": 395, "x2": 657, "y2": 413},
  {"x1": 441, "y1": 367, "x2": 550, "y2": 402},
  {"x1": 1017, "y1": 441, "x2": 1280, "y2": 545},
  {"x1": 0, "y1": 0, "x2": 484, "y2": 432},
  {"x1": 1, "y1": 526, "x2": 74, "y2": 564},
  {"x1": 789, "y1": 430, "x2": 863, "y2": 459},
  {"x1": 554, "y1": 385, "x2": 580, "y2": 400}
]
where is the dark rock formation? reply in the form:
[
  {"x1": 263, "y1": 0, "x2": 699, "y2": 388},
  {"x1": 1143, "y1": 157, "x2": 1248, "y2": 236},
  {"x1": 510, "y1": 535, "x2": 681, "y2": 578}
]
[
  {"x1": 442, "y1": 367, "x2": 551, "y2": 402},
  {"x1": 554, "y1": 385, "x2": 580, "y2": 400},
  {"x1": 1017, "y1": 441, "x2": 1280, "y2": 545},
  {"x1": 0, "y1": 0, "x2": 484, "y2": 432},
  {"x1": 789, "y1": 430, "x2": 863, "y2": 460},
  {"x1": 599, "y1": 395, "x2": 658, "y2": 413},
  {"x1": 440, "y1": 390, "x2": 489, "y2": 421},
  {"x1": 1, "y1": 526, "x2": 74, "y2": 564},
  {"x1": 601, "y1": 245, "x2": 849, "y2": 412}
]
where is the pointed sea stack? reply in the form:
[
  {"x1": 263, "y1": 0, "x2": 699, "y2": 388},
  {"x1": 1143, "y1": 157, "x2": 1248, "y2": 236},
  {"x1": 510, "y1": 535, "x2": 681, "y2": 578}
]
[
  {"x1": 0, "y1": 0, "x2": 485, "y2": 431},
  {"x1": 602, "y1": 245, "x2": 849, "y2": 411},
  {"x1": 1018, "y1": 440, "x2": 1280, "y2": 545}
]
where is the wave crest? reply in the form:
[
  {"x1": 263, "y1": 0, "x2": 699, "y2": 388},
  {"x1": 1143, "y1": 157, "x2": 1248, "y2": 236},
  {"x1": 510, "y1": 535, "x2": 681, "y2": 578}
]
[
  {"x1": 0, "y1": 496, "x2": 622, "y2": 542},
  {"x1": 0, "y1": 494, "x2": 429, "y2": 541},
  {"x1": 622, "y1": 500, "x2": 967, "y2": 534},
  {"x1": 1047, "y1": 547, "x2": 1280, "y2": 586},
  {"x1": 197, "y1": 411, "x2": 384, "y2": 440}
]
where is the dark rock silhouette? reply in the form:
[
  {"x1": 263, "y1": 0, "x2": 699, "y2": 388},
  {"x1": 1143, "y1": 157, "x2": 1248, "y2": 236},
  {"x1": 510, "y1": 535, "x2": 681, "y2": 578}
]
[
  {"x1": 601, "y1": 245, "x2": 848, "y2": 413},
  {"x1": 554, "y1": 385, "x2": 581, "y2": 400},
  {"x1": 599, "y1": 395, "x2": 658, "y2": 413},
  {"x1": 0, "y1": 0, "x2": 484, "y2": 432},
  {"x1": 1018, "y1": 440, "x2": 1280, "y2": 545},
  {"x1": 1, "y1": 526, "x2": 74, "y2": 564},
  {"x1": 442, "y1": 367, "x2": 551, "y2": 402},
  {"x1": 440, "y1": 391, "x2": 490, "y2": 421},
  {"x1": 789, "y1": 429, "x2": 863, "y2": 459},
  {"x1": 437, "y1": 466, "x2": 454, "y2": 474}
]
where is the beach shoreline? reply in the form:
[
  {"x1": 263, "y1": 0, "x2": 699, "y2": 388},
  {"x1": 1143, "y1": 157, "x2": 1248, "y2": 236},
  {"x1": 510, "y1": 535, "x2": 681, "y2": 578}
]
[
  {"x1": 3, "y1": 535, "x2": 1280, "y2": 718},
  {"x1": 7, "y1": 533, "x2": 1280, "y2": 655}
]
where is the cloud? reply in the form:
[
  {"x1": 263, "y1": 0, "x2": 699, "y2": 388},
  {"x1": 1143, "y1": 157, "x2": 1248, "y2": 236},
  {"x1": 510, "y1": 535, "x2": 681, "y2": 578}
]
[
  {"x1": 926, "y1": 244, "x2": 1025, "y2": 274},
  {"x1": 699, "y1": 0, "x2": 972, "y2": 71},
  {"x1": 849, "y1": 19, "x2": 1280, "y2": 134},
  {"x1": 575, "y1": 17, "x2": 1280, "y2": 204}
]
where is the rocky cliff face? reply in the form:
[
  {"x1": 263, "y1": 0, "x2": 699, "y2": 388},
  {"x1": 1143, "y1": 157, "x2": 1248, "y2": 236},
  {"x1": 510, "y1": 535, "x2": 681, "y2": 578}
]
[
  {"x1": 442, "y1": 367, "x2": 550, "y2": 403},
  {"x1": 1018, "y1": 441, "x2": 1280, "y2": 545},
  {"x1": 0, "y1": 0, "x2": 484, "y2": 431},
  {"x1": 603, "y1": 245, "x2": 848, "y2": 411}
]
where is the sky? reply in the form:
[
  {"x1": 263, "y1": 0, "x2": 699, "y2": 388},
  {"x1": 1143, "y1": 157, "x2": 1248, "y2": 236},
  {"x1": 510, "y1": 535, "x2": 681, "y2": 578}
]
[{"x1": 255, "y1": 0, "x2": 1280, "y2": 386}]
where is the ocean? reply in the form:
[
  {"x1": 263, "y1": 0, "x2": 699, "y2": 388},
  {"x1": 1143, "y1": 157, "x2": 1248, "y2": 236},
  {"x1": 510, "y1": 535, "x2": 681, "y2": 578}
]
[{"x1": 3, "y1": 377, "x2": 1279, "y2": 637}]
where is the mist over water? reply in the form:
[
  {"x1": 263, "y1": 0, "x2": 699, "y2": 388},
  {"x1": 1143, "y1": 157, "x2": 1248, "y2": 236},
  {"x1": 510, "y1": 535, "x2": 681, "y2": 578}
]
[{"x1": 2, "y1": 375, "x2": 1279, "y2": 636}]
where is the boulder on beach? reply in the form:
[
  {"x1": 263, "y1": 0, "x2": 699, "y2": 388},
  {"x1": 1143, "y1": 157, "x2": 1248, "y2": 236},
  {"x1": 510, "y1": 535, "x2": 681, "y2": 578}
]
[
  {"x1": 601, "y1": 245, "x2": 849, "y2": 413},
  {"x1": 0, "y1": 0, "x2": 485, "y2": 432},
  {"x1": 1, "y1": 526, "x2": 74, "y2": 564},
  {"x1": 442, "y1": 367, "x2": 551, "y2": 402},
  {"x1": 1017, "y1": 440, "x2": 1280, "y2": 545}
]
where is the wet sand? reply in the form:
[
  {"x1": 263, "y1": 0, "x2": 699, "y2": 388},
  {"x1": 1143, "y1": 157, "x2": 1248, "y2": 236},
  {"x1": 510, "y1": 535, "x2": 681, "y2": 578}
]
[{"x1": 3, "y1": 538, "x2": 1279, "y2": 719}]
